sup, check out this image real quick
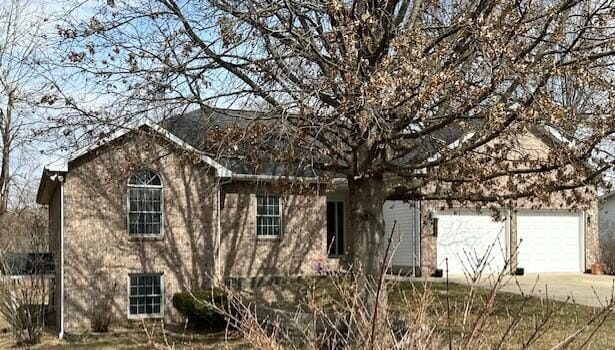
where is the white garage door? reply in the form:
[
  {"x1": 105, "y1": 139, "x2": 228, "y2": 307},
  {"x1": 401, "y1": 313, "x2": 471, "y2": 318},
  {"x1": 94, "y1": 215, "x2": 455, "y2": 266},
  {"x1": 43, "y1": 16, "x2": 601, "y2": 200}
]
[
  {"x1": 383, "y1": 201, "x2": 420, "y2": 270},
  {"x1": 437, "y1": 211, "x2": 508, "y2": 275},
  {"x1": 517, "y1": 211, "x2": 583, "y2": 273}
]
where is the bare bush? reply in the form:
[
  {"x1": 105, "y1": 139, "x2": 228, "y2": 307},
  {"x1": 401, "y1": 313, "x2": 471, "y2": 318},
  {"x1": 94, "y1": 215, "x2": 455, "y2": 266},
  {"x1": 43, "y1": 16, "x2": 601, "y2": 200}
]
[
  {"x1": 600, "y1": 237, "x2": 615, "y2": 275},
  {"x1": 182, "y1": 236, "x2": 615, "y2": 350},
  {"x1": 90, "y1": 271, "x2": 118, "y2": 332},
  {"x1": 0, "y1": 208, "x2": 50, "y2": 346}
]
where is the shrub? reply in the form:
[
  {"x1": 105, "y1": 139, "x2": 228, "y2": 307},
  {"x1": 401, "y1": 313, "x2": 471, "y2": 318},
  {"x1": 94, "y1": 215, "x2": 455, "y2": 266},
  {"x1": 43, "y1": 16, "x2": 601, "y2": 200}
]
[
  {"x1": 90, "y1": 274, "x2": 118, "y2": 332},
  {"x1": 0, "y1": 210, "x2": 49, "y2": 346},
  {"x1": 172, "y1": 288, "x2": 234, "y2": 330},
  {"x1": 601, "y1": 237, "x2": 615, "y2": 275}
]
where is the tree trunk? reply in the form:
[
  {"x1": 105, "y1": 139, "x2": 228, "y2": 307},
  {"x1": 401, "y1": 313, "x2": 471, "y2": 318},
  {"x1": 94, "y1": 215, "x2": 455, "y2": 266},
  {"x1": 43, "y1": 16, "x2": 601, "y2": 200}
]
[
  {"x1": 0, "y1": 144, "x2": 8, "y2": 214},
  {"x1": 0, "y1": 100, "x2": 10, "y2": 214},
  {"x1": 347, "y1": 174, "x2": 387, "y2": 312}
]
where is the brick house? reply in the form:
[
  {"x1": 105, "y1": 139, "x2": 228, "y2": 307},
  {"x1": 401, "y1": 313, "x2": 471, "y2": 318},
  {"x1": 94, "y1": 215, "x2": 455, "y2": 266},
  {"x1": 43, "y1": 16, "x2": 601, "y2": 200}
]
[{"x1": 36, "y1": 109, "x2": 599, "y2": 335}]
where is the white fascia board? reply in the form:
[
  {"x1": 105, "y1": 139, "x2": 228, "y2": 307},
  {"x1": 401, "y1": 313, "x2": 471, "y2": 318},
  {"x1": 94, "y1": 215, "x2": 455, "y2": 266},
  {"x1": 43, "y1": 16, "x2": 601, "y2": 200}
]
[
  {"x1": 426, "y1": 131, "x2": 476, "y2": 163},
  {"x1": 144, "y1": 122, "x2": 233, "y2": 177},
  {"x1": 542, "y1": 125, "x2": 575, "y2": 146}
]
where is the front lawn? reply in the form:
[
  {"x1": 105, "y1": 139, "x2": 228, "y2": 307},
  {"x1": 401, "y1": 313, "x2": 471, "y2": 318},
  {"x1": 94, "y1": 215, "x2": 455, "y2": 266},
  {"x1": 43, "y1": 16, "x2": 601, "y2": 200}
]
[
  {"x1": 2, "y1": 277, "x2": 614, "y2": 349},
  {"x1": 0, "y1": 327, "x2": 249, "y2": 349},
  {"x1": 250, "y1": 276, "x2": 615, "y2": 349}
]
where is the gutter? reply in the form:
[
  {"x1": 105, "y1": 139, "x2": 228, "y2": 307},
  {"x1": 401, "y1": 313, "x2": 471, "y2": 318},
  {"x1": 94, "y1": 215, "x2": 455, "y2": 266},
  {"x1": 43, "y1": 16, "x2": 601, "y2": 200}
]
[
  {"x1": 229, "y1": 173, "x2": 323, "y2": 182},
  {"x1": 229, "y1": 174, "x2": 348, "y2": 188}
]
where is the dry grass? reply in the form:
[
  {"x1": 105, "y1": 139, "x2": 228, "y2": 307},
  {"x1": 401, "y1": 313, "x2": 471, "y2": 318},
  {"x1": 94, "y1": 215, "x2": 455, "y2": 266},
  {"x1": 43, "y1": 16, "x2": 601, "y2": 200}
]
[
  {"x1": 0, "y1": 326, "x2": 249, "y2": 349},
  {"x1": 0, "y1": 277, "x2": 614, "y2": 349},
  {"x1": 247, "y1": 276, "x2": 615, "y2": 349}
]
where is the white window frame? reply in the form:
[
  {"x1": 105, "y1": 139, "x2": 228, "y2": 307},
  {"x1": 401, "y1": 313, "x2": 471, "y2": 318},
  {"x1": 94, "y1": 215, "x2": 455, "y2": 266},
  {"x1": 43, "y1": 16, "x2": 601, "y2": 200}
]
[
  {"x1": 127, "y1": 170, "x2": 164, "y2": 238},
  {"x1": 126, "y1": 273, "x2": 164, "y2": 319},
  {"x1": 255, "y1": 194, "x2": 283, "y2": 239}
]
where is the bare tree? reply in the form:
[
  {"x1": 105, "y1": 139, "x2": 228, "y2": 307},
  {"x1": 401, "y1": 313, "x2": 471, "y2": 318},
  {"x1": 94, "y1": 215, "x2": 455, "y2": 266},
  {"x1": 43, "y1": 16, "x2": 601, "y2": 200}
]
[
  {"x1": 50, "y1": 0, "x2": 614, "y2": 307},
  {"x1": 0, "y1": 208, "x2": 50, "y2": 346},
  {"x1": 0, "y1": 0, "x2": 48, "y2": 214}
]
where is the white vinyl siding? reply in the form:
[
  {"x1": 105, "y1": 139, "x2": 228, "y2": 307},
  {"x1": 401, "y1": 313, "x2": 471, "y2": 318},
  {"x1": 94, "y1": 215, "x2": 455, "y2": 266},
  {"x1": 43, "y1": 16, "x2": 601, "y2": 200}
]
[
  {"x1": 599, "y1": 197, "x2": 615, "y2": 239},
  {"x1": 383, "y1": 201, "x2": 420, "y2": 270}
]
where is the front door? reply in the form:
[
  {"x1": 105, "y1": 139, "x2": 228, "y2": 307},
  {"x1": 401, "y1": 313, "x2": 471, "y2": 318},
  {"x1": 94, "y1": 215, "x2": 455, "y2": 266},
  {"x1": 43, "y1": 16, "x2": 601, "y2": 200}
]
[{"x1": 327, "y1": 201, "x2": 345, "y2": 257}]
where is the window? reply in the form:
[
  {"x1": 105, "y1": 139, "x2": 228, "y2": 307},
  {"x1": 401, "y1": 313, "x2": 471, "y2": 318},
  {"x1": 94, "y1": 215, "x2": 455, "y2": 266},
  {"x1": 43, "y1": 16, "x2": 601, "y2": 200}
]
[
  {"x1": 128, "y1": 273, "x2": 163, "y2": 317},
  {"x1": 327, "y1": 201, "x2": 345, "y2": 256},
  {"x1": 256, "y1": 194, "x2": 282, "y2": 237},
  {"x1": 128, "y1": 170, "x2": 163, "y2": 236}
]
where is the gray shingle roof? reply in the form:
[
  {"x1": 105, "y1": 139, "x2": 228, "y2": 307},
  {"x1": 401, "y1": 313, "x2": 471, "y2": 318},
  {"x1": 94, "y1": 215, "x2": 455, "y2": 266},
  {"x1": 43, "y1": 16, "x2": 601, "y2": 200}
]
[{"x1": 162, "y1": 107, "x2": 320, "y2": 177}]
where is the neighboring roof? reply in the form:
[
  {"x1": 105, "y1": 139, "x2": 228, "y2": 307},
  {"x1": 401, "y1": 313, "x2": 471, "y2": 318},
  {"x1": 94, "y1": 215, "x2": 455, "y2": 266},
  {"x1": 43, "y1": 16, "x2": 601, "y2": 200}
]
[{"x1": 601, "y1": 191, "x2": 615, "y2": 201}]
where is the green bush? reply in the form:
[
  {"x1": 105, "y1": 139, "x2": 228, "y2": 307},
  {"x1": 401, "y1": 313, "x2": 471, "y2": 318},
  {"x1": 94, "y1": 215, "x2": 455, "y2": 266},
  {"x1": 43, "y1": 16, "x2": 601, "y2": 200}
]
[{"x1": 172, "y1": 289, "x2": 235, "y2": 329}]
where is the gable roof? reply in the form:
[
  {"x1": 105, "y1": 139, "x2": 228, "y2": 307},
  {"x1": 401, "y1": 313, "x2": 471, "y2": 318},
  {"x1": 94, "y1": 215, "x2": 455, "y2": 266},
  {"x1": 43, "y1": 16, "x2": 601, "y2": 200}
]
[
  {"x1": 36, "y1": 119, "x2": 234, "y2": 204},
  {"x1": 69, "y1": 119, "x2": 232, "y2": 177},
  {"x1": 37, "y1": 107, "x2": 592, "y2": 204},
  {"x1": 36, "y1": 114, "x2": 329, "y2": 205}
]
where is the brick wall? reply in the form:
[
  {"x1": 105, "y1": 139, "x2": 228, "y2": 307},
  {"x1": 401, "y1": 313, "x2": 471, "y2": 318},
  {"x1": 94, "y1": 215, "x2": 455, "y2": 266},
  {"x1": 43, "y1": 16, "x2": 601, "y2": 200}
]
[
  {"x1": 61, "y1": 131, "x2": 217, "y2": 331},
  {"x1": 57, "y1": 129, "x2": 329, "y2": 331},
  {"x1": 219, "y1": 181, "x2": 327, "y2": 277}
]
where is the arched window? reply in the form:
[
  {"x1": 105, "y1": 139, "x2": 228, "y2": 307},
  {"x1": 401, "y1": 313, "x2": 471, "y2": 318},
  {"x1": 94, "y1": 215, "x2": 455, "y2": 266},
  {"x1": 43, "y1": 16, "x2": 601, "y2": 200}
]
[{"x1": 127, "y1": 170, "x2": 163, "y2": 236}]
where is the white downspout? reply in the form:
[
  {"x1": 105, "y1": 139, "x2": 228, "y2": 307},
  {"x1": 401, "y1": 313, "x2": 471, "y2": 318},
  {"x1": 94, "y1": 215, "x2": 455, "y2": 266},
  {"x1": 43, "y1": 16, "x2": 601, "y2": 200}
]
[{"x1": 59, "y1": 177, "x2": 65, "y2": 339}]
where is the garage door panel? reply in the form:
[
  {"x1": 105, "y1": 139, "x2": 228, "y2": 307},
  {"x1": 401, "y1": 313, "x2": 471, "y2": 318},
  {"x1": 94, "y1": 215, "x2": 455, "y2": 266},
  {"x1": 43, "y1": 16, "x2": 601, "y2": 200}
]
[
  {"x1": 517, "y1": 211, "x2": 582, "y2": 273},
  {"x1": 437, "y1": 212, "x2": 507, "y2": 275}
]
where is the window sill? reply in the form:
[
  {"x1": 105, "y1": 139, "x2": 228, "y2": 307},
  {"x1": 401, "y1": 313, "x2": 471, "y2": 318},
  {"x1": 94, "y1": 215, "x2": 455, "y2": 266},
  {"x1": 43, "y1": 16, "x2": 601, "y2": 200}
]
[
  {"x1": 127, "y1": 313, "x2": 164, "y2": 320},
  {"x1": 128, "y1": 234, "x2": 164, "y2": 241},
  {"x1": 256, "y1": 235, "x2": 283, "y2": 241}
]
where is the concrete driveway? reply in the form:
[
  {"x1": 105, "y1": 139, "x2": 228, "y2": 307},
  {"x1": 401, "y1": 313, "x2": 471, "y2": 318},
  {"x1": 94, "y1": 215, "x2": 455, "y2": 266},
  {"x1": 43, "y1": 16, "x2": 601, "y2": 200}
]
[{"x1": 448, "y1": 273, "x2": 615, "y2": 307}]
